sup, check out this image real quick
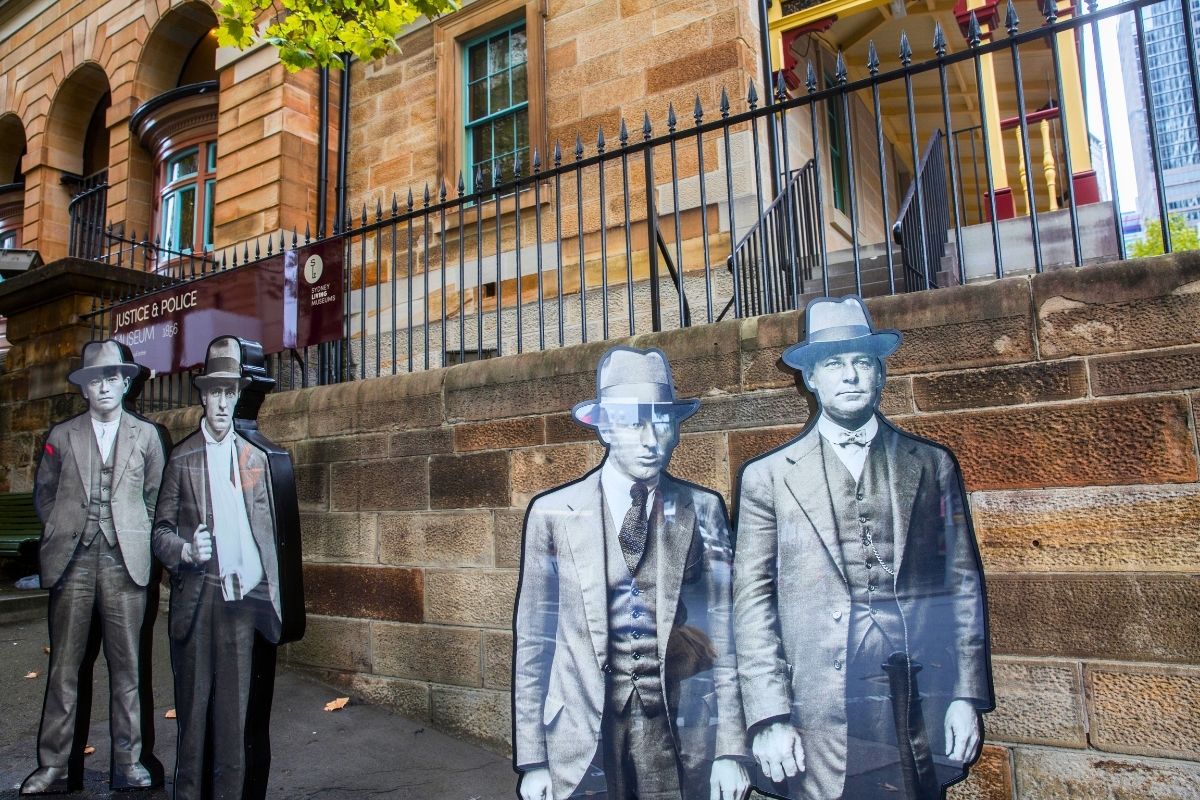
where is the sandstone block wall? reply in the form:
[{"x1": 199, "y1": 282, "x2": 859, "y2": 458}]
[{"x1": 148, "y1": 252, "x2": 1200, "y2": 798}]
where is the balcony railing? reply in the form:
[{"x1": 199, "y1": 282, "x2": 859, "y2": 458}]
[{"x1": 82, "y1": 0, "x2": 1200, "y2": 413}]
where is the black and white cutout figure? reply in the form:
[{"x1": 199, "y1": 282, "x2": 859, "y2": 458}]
[
  {"x1": 152, "y1": 336, "x2": 283, "y2": 800},
  {"x1": 513, "y1": 346, "x2": 749, "y2": 800},
  {"x1": 732, "y1": 297, "x2": 993, "y2": 800},
  {"x1": 23, "y1": 340, "x2": 168, "y2": 794}
]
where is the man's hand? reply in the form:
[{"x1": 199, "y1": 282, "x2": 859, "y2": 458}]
[
  {"x1": 187, "y1": 524, "x2": 213, "y2": 565},
  {"x1": 710, "y1": 757, "x2": 750, "y2": 800},
  {"x1": 518, "y1": 767, "x2": 552, "y2": 800},
  {"x1": 944, "y1": 699, "x2": 981, "y2": 763},
  {"x1": 752, "y1": 721, "x2": 805, "y2": 784}
]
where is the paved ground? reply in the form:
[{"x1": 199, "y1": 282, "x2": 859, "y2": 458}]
[{"x1": 0, "y1": 566, "x2": 515, "y2": 800}]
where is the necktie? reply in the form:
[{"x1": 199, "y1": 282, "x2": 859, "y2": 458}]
[
  {"x1": 618, "y1": 482, "x2": 649, "y2": 574},
  {"x1": 837, "y1": 430, "x2": 869, "y2": 448}
]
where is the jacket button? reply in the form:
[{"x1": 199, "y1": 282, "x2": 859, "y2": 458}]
[
  {"x1": 602, "y1": 662, "x2": 611, "y2": 673},
  {"x1": 833, "y1": 659, "x2": 842, "y2": 670},
  {"x1": 631, "y1": 673, "x2": 639, "y2": 682},
  {"x1": 632, "y1": 652, "x2": 641, "y2": 661},
  {"x1": 832, "y1": 610, "x2": 842, "y2": 620}
]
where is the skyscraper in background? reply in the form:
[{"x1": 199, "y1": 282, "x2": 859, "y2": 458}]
[{"x1": 1119, "y1": 1, "x2": 1200, "y2": 234}]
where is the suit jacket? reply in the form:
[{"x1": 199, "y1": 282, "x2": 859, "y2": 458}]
[
  {"x1": 152, "y1": 429, "x2": 282, "y2": 643},
  {"x1": 513, "y1": 467, "x2": 747, "y2": 799},
  {"x1": 35, "y1": 411, "x2": 167, "y2": 588},
  {"x1": 733, "y1": 417, "x2": 992, "y2": 800}
]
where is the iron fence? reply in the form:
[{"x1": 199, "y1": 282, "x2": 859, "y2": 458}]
[
  {"x1": 83, "y1": 0, "x2": 1200, "y2": 412},
  {"x1": 66, "y1": 170, "x2": 108, "y2": 260}
]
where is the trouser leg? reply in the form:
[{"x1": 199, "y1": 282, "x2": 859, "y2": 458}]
[
  {"x1": 210, "y1": 597, "x2": 256, "y2": 800},
  {"x1": 601, "y1": 689, "x2": 682, "y2": 800},
  {"x1": 843, "y1": 626, "x2": 904, "y2": 800},
  {"x1": 37, "y1": 543, "x2": 99, "y2": 768},
  {"x1": 95, "y1": 538, "x2": 147, "y2": 766},
  {"x1": 172, "y1": 583, "x2": 215, "y2": 800}
]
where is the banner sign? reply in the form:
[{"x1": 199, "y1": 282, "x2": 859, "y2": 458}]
[{"x1": 110, "y1": 241, "x2": 343, "y2": 375}]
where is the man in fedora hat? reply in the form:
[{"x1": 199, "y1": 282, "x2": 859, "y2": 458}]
[
  {"x1": 514, "y1": 345, "x2": 750, "y2": 800},
  {"x1": 152, "y1": 335, "x2": 282, "y2": 800},
  {"x1": 732, "y1": 297, "x2": 992, "y2": 800},
  {"x1": 23, "y1": 339, "x2": 167, "y2": 794}
]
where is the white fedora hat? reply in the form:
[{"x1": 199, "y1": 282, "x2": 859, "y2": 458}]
[
  {"x1": 68, "y1": 339, "x2": 141, "y2": 386},
  {"x1": 781, "y1": 295, "x2": 901, "y2": 371},
  {"x1": 572, "y1": 346, "x2": 699, "y2": 428}
]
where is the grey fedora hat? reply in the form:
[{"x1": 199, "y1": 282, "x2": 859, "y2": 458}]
[
  {"x1": 781, "y1": 295, "x2": 900, "y2": 371},
  {"x1": 572, "y1": 346, "x2": 699, "y2": 428},
  {"x1": 193, "y1": 335, "x2": 251, "y2": 390},
  {"x1": 68, "y1": 339, "x2": 141, "y2": 386}
]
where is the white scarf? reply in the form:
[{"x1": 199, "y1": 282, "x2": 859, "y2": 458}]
[{"x1": 201, "y1": 421, "x2": 264, "y2": 601}]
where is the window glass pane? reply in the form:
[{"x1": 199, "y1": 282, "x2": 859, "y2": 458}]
[
  {"x1": 489, "y1": 74, "x2": 509, "y2": 114},
  {"x1": 472, "y1": 125, "x2": 491, "y2": 168},
  {"x1": 167, "y1": 148, "x2": 198, "y2": 183},
  {"x1": 204, "y1": 179, "x2": 215, "y2": 251},
  {"x1": 468, "y1": 41, "x2": 488, "y2": 82},
  {"x1": 516, "y1": 108, "x2": 530, "y2": 150},
  {"x1": 207, "y1": 142, "x2": 217, "y2": 171},
  {"x1": 176, "y1": 185, "x2": 196, "y2": 252},
  {"x1": 469, "y1": 79, "x2": 489, "y2": 121},
  {"x1": 494, "y1": 115, "x2": 515, "y2": 156},
  {"x1": 511, "y1": 62, "x2": 527, "y2": 105},
  {"x1": 161, "y1": 193, "x2": 177, "y2": 247},
  {"x1": 511, "y1": 29, "x2": 527, "y2": 66},
  {"x1": 489, "y1": 34, "x2": 509, "y2": 73},
  {"x1": 0, "y1": 231, "x2": 15, "y2": 249}
]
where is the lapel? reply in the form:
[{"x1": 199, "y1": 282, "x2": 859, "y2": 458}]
[
  {"x1": 188, "y1": 434, "x2": 209, "y2": 530},
  {"x1": 879, "y1": 421, "x2": 924, "y2": 577},
  {"x1": 781, "y1": 428, "x2": 847, "y2": 584},
  {"x1": 111, "y1": 414, "x2": 139, "y2": 491},
  {"x1": 68, "y1": 416, "x2": 93, "y2": 500},
  {"x1": 559, "y1": 472, "x2": 609, "y2": 671},
  {"x1": 654, "y1": 474, "x2": 696, "y2": 665}
]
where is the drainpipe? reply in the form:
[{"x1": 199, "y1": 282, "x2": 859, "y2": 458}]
[
  {"x1": 335, "y1": 54, "x2": 351, "y2": 233},
  {"x1": 758, "y1": 0, "x2": 782, "y2": 198},
  {"x1": 316, "y1": 66, "x2": 329, "y2": 238}
]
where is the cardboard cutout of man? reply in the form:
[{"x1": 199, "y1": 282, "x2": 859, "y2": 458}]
[
  {"x1": 23, "y1": 339, "x2": 168, "y2": 794},
  {"x1": 732, "y1": 297, "x2": 992, "y2": 800},
  {"x1": 513, "y1": 346, "x2": 750, "y2": 800},
  {"x1": 152, "y1": 336, "x2": 282, "y2": 800}
]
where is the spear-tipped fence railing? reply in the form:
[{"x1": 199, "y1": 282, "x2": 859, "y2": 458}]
[{"x1": 80, "y1": 0, "x2": 1196, "y2": 411}]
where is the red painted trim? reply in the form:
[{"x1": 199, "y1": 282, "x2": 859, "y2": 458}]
[{"x1": 984, "y1": 187, "x2": 1016, "y2": 221}]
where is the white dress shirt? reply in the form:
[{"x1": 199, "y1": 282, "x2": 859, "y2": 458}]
[
  {"x1": 816, "y1": 414, "x2": 879, "y2": 483},
  {"x1": 91, "y1": 413, "x2": 122, "y2": 462}
]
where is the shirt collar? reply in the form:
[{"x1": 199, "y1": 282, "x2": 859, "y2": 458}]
[
  {"x1": 201, "y1": 418, "x2": 235, "y2": 446},
  {"x1": 90, "y1": 411, "x2": 122, "y2": 431},
  {"x1": 600, "y1": 460, "x2": 659, "y2": 502},
  {"x1": 816, "y1": 413, "x2": 878, "y2": 445}
]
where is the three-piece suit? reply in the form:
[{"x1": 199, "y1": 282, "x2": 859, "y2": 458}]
[
  {"x1": 33, "y1": 410, "x2": 166, "y2": 772},
  {"x1": 514, "y1": 469, "x2": 746, "y2": 799},
  {"x1": 733, "y1": 418, "x2": 992, "y2": 800}
]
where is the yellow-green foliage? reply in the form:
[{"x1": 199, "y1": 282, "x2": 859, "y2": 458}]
[{"x1": 218, "y1": 0, "x2": 458, "y2": 71}]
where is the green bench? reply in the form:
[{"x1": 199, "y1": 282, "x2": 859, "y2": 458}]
[{"x1": 0, "y1": 492, "x2": 41, "y2": 563}]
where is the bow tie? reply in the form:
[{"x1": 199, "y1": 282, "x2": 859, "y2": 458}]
[{"x1": 836, "y1": 430, "x2": 870, "y2": 448}]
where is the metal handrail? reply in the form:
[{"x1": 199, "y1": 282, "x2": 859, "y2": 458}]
[{"x1": 892, "y1": 130, "x2": 949, "y2": 292}]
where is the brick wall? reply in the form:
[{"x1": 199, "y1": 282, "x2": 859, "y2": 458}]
[{"x1": 149, "y1": 252, "x2": 1200, "y2": 798}]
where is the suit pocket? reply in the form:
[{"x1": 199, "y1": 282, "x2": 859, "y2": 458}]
[{"x1": 543, "y1": 692, "x2": 565, "y2": 726}]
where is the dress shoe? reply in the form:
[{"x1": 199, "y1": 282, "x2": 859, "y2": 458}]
[
  {"x1": 19, "y1": 766, "x2": 70, "y2": 795},
  {"x1": 111, "y1": 762, "x2": 154, "y2": 791}
]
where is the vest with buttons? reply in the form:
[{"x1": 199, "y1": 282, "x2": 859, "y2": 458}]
[
  {"x1": 822, "y1": 438, "x2": 904, "y2": 657},
  {"x1": 603, "y1": 488, "x2": 663, "y2": 715},
  {"x1": 84, "y1": 425, "x2": 118, "y2": 547}
]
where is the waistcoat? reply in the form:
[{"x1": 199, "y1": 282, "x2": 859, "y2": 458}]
[
  {"x1": 823, "y1": 438, "x2": 904, "y2": 658},
  {"x1": 603, "y1": 488, "x2": 663, "y2": 715},
  {"x1": 84, "y1": 427, "x2": 118, "y2": 547}
]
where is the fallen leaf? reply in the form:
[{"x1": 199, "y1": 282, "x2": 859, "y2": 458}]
[
  {"x1": 83, "y1": 745, "x2": 96, "y2": 756},
  {"x1": 165, "y1": 709, "x2": 177, "y2": 719},
  {"x1": 42, "y1": 646, "x2": 50, "y2": 655},
  {"x1": 323, "y1": 697, "x2": 350, "y2": 712},
  {"x1": 24, "y1": 671, "x2": 37, "y2": 679}
]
